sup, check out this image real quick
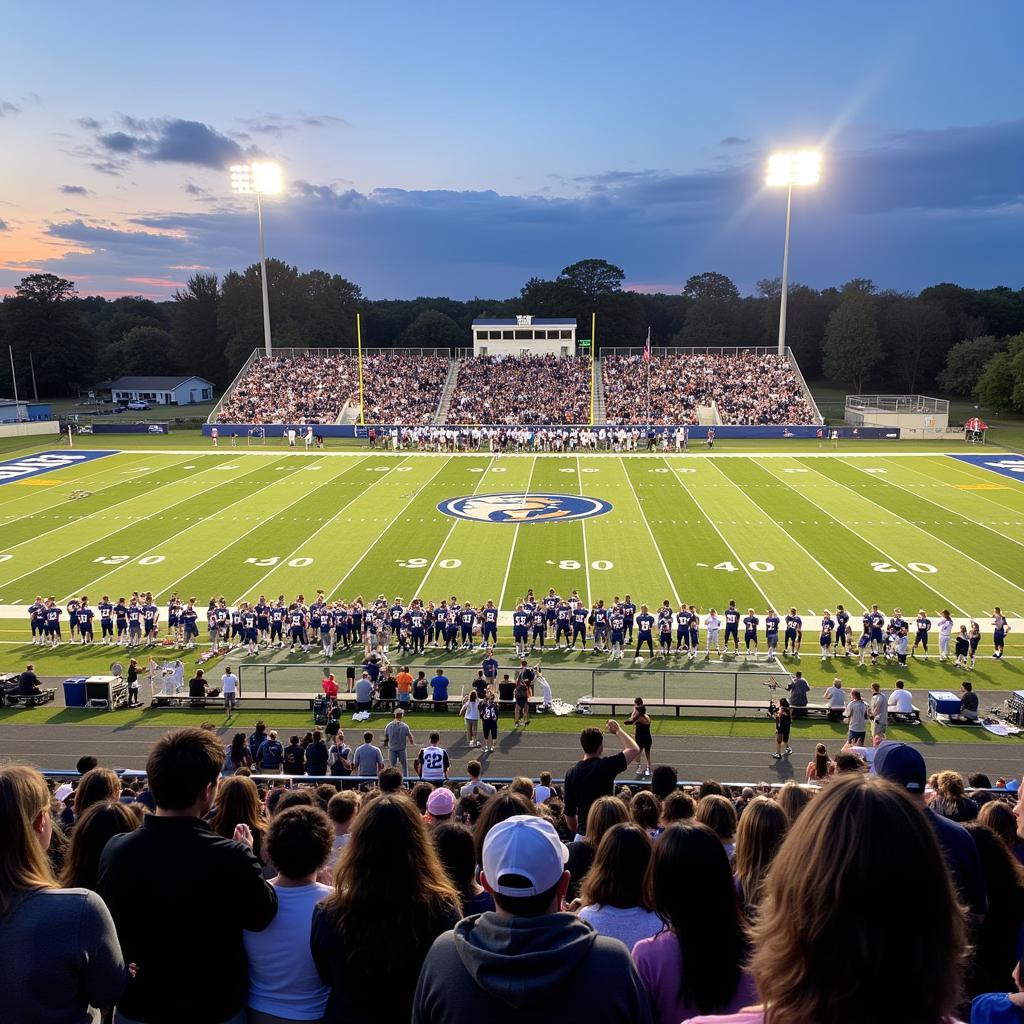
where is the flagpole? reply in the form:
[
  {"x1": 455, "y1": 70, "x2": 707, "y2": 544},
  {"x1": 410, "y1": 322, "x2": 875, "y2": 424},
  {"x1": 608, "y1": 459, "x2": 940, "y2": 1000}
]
[
  {"x1": 590, "y1": 311, "x2": 596, "y2": 427},
  {"x1": 356, "y1": 312, "x2": 365, "y2": 426}
]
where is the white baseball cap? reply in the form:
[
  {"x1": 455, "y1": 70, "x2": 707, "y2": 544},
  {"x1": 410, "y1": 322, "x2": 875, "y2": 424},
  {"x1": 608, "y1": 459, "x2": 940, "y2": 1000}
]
[{"x1": 481, "y1": 814, "x2": 569, "y2": 897}]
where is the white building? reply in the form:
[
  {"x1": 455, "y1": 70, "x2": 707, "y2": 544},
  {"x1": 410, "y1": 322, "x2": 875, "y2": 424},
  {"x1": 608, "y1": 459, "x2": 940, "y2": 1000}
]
[
  {"x1": 101, "y1": 375, "x2": 215, "y2": 406},
  {"x1": 470, "y1": 315, "x2": 577, "y2": 357}
]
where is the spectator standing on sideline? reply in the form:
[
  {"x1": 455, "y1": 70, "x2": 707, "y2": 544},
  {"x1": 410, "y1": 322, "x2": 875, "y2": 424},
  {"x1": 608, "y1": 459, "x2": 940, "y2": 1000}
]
[
  {"x1": 221, "y1": 666, "x2": 238, "y2": 713},
  {"x1": 283, "y1": 735, "x2": 306, "y2": 776},
  {"x1": 870, "y1": 682, "x2": 888, "y2": 740},
  {"x1": 564, "y1": 722, "x2": 640, "y2": 838},
  {"x1": 223, "y1": 732, "x2": 252, "y2": 776},
  {"x1": 244, "y1": 806, "x2": 333, "y2": 1024},
  {"x1": 412, "y1": 815, "x2": 652, "y2": 1024},
  {"x1": 461, "y1": 760, "x2": 496, "y2": 798},
  {"x1": 416, "y1": 733, "x2": 450, "y2": 783},
  {"x1": 305, "y1": 730, "x2": 329, "y2": 776},
  {"x1": 0, "y1": 764, "x2": 129, "y2": 1023},
  {"x1": 313, "y1": 795, "x2": 461, "y2": 1024},
  {"x1": 99, "y1": 728, "x2": 278, "y2": 1024},
  {"x1": 384, "y1": 709, "x2": 415, "y2": 776},
  {"x1": 256, "y1": 730, "x2": 285, "y2": 774},
  {"x1": 328, "y1": 732, "x2": 352, "y2": 778},
  {"x1": 845, "y1": 689, "x2": 868, "y2": 744},
  {"x1": 353, "y1": 732, "x2": 384, "y2": 778}
]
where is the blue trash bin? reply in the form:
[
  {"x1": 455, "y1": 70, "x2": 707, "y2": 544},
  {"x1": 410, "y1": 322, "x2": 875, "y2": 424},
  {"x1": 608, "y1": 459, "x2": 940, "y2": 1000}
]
[{"x1": 63, "y1": 677, "x2": 88, "y2": 708}]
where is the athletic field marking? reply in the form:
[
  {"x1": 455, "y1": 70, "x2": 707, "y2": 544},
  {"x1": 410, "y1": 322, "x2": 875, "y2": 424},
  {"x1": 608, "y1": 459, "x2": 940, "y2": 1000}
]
[
  {"x1": 829, "y1": 461, "x2": 1024, "y2": 600},
  {"x1": 577, "y1": 458, "x2": 593, "y2": 608},
  {"x1": 0, "y1": 459, "x2": 281, "y2": 596},
  {"x1": 327, "y1": 457, "x2": 453, "y2": 602},
  {"x1": 413, "y1": 457, "x2": 495, "y2": 601},
  {"x1": 707, "y1": 459, "x2": 865, "y2": 609},
  {"x1": 780, "y1": 461, "x2": 970, "y2": 615},
  {"x1": 497, "y1": 457, "x2": 537, "y2": 610},
  {"x1": 617, "y1": 457, "x2": 679, "y2": 606},
  {"x1": 242, "y1": 456, "x2": 418, "y2": 603},
  {"x1": 845, "y1": 459, "x2": 1024, "y2": 557},
  {"x1": 65, "y1": 457, "x2": 296, "y2": 600},
  {"x1": 154, "y1": 455, "x2": 364, "y2": 599}
]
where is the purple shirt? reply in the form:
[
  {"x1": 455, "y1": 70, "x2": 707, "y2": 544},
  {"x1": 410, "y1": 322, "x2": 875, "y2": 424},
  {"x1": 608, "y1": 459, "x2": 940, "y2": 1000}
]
[{"x1": 632, "y1": 930, "x2": 757, "y2": 1024}]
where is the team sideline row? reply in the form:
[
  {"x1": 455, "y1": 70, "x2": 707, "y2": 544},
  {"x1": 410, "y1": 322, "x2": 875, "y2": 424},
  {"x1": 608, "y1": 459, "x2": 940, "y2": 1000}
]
[{"x1": 22, "y1": 591, "x2": 1014, "y2": 667}]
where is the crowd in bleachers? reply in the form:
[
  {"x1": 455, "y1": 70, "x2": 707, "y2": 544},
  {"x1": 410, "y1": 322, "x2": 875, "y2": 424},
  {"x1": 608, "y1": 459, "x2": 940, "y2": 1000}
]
[
  {"x1": 217, "y1": 353, "x2": 360, "y2": 424},
  {"x1": 5, "y1": 721, "x2": 1024, "y2": 1024},
  {"x1": 602, "y1": 351, "x2": 816, "y2": 426},
  {"x1": 447, "y1": 354, "x2": 590, "y2": 424},
  {"x1": 360, "y1": 353, "x2": 449, "y2": 424}
]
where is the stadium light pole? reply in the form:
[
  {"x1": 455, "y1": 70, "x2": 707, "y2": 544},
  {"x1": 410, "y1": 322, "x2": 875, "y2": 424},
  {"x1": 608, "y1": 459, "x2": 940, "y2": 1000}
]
[
  {"x1": 230, "y1": 161, "x2": 284, "y2": 357},
  {"x1": 766, "y1": 150, "x2": 820, "y2": 356}
]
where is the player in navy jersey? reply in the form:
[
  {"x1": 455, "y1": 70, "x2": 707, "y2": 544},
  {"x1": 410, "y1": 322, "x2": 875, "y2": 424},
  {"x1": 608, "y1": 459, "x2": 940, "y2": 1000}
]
[
  {"x1": 143, "y1": 594, "x2": 159, "y2": 646},
  {"x1": 96, "y1": 596, "x2": 113, "y2": 644},
  {"x1": 912, "y1": 609, "x2": 931, "y2": 658},
  {"x1": 430, "y1": 602, "x2": 445, "y2": 647},
  {"x1": 389, "y1": 597, "x2": 405, "y2": 640},
  {"x1": 350, "y1": 599, "x2": 364, "y2": 643},
  {"x1": 444, "y1": 603, "x2": 460, "y2": 651},
  {"x1": 543, "y1": 589, "x2": 559, "y2": 640},
  {"x1": 530, "y1": 606, "x2": 546, "y2": 650},
  {"x1": 723, "y1": 602, "x2": 740, "y2": 654},
  {"x1": 889, "y1": 608, "x2": 908, "y2": 642},
  {"x1": 675, "y1": 605, "x2": 690, "y2": 653},
  {"x1": 461, "y1": 606, "x2": 478, "y2": 649},
  {"x1": 288, "y1": 605, "x2": 309, "y2": 652},
  {"x1": 635, "y1": 604, "x2": 655, "y2": 659},
  {"x1": 405, "y1": 601, "x2": 424, "y2": 653},
  {"x1": 743, "y1": 609, "x2": 759, "y2": 657},
  {"x1": 214, "y1": 600, "x2": 229, "y2": 646},
  {"x1": 114, "y1": 598, "x2": 128, "y2": 644},
  {"x1": 44, "y1": 599, "x2": 63, "y2": 647},
  {"x1": 67, "y1": 597, "x2": 80, "y2": 642},
  {"x1": 784, "y1": 607, "x2": 802, "y2": 656},
  {"x1": 181, "y1": 599, "x2": 199, "y2": 649},
  {"x1": 480, "y1": 600, "x2": 498, "y2": 649},
  {"x1": 269, "y1": 601, "x2": 285, "y2": 648},
  {"x1": 819, "y1": 610, "x2": 835, "y2": 661},
  {"x1": 687, "y1": 606, "x2": 700, "y2": 660},
  {"x1": 28, "y1": 598, "x2": 45, "y2": 645},
  {"x1": 241, "y1": 604, "x2": 259, "y2": 656},
  {"x1": 867, "y1": 605, "x2": 885, "y2": 657},
  {"x1": 968, "y1": 619, "x2": 981, "y2": 668},
  {"x1": 127, "y1": 601, "x2": 144, "y2": 648},
  {"x1": 569, "y1": 604, "x2": 588, "y2": 651},
  {"x1": 592, "y1": 601, "x2": 610, "y2": 653},
  {"x1": 622, "y1": 595, "x2": 636, "y2": 643},
  {"x1": 764, "y1": 608, "x2": 780, "y2": 660},
  {"x1": 609, "y1": 606, "x2": 626, "y2": 660},
  {"x1": 992, "y1": 606, "x2": 1009, "y2": 659},
  {"x1": 856, "y1": 623, "x2": 874, "y2": 666},
  {"x1": 77, "y1": 599, "x2": 95, "y2": 644},
  {"x1": 834, "y1": 604, "x2": 851, "y2": 657},
  {"x1": 658, "y1": 614, "x2": 672, "y2": 657},
  {"x1": 512, "y1": 604, "x2": 530, "y2": 658},
  {"x1": 554, "y1": 601, "x2": 571, "y2": 649}
]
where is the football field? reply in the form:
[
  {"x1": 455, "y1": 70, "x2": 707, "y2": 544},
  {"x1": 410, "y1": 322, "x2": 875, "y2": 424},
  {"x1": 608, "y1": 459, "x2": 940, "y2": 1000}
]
[{"x1": 2, "y1": 446, "x2": 1023, "y2": 624}]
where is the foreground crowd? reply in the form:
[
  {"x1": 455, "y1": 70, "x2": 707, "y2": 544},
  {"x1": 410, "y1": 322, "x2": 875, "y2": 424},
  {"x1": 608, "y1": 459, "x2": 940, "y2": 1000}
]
[
  {"x1": 602, "y1": 352, "x2": 815, "y2": 426},
  {"x1": 4, "y1": 722, "x2": 1024, "y2": 1024}
]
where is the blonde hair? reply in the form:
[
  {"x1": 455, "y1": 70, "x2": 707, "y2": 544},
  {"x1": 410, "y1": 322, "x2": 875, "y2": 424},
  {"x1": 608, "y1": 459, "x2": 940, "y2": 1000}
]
[
  {"x1": 0, "y1": 765, "x2": 56, "y2": 915},
  {"x1": 734, "y1": 796, "x2": 789, "y2": 918},
  {"x1": 935, "y1": 770, "x2": 966, "y2": 801}
]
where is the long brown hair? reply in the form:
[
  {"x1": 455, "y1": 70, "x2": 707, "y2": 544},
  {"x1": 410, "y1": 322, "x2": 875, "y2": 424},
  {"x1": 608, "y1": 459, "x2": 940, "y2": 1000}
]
[
  {"x1": 59, "y1": 800, "x2": 138, "y2": 891},
  {"x1": 775, "y1": 781, "x2": 812, "y2": 824},
  {"x1": 0, "y1": 765, "x2": 56, "y2": 915},
  {"x1": 733, "y1": 797, "x2": 788, "y2": 919},
  {"x1": 811, "y1": 743, "x2": 831, "y2": 781},
  {"x1": 209, "y1": 776, "x2": 265, "y2": 840},
  {"x1": 322, "y1": 795, "x2": 460, "y2": 979},
  {"x1": 579, "y1": 822, "x2": 654, "y2": 910},
  {"x1": 584, "y1": 795, "x2": 630, "y2": 848},
  {"x1": 979, "y1": 800, "x2": 1019, "y2": 851},
  {"x1": 752, "y1": 774, "x2": 965, "y2": 1024},
  {"x1": 73, "y1": 767, "x2": 120, "y2": 820}
]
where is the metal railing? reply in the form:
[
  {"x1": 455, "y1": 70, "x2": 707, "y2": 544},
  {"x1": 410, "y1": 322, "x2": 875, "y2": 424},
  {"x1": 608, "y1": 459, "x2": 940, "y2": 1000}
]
[
  {"x1": 600, "y1": 345, "x2": 780, "y2": 357},
  {"x1": 845, "y1": 395, "x2": 949, "y2": 415}
]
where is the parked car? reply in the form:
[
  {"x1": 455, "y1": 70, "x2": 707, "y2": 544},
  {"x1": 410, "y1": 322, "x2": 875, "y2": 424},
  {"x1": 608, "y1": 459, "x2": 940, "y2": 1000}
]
[{"x1": 126, "y1": 400, "x2": 150, "y2": 410}]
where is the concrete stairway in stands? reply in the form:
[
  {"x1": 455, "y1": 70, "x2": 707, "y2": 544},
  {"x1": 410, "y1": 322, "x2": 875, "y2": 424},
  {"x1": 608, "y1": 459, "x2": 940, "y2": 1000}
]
[
  {"x1": 432, "y1": 358, "x2": 461, "y2": 424},
  {"x1": 592, "y1": 359, "x2": 607, "y2": 424}
]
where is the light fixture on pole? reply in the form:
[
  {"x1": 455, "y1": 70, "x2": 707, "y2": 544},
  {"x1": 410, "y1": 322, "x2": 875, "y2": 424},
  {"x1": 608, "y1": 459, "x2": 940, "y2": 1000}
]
[
  {"x1": 766, "y1": 150, "x2": 821, "y2": 356},
  {"x1": 230, "y1": 161, "x2": 284, "y2": 358}
]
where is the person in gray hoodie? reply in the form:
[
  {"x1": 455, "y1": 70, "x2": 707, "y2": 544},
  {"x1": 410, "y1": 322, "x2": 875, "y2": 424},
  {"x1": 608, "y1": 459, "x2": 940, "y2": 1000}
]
[{"x1": 412, "y1": 814, "x2": 652, "y2": 1024}]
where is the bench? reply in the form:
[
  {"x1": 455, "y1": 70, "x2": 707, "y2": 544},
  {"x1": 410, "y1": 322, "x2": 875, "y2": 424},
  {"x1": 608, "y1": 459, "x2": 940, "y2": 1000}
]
[
  {"x1": 5, "y1": 688, "x2": 56, "y2": 708},
  {"x1": 332, "y1": 693, "x2": 545, "y2": 713}
]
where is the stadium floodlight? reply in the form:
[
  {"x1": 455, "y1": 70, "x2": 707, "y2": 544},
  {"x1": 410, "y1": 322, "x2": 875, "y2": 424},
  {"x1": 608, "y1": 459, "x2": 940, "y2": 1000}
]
[
  {"x1": 229, "y1": 161, "x2": 284, "y2": 357},
  {"x1": 766, "y1": 150, "x2": 821, "y2": 357}
]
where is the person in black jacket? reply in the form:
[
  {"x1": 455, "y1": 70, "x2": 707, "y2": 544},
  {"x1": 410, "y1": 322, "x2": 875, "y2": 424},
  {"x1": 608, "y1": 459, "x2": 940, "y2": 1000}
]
[
  {"x1": 306, "y1": 729, "x2": 329, "y2": 776},
  {"x1": 98, "y1": 727, "x2": 278, "y2": 1024}
]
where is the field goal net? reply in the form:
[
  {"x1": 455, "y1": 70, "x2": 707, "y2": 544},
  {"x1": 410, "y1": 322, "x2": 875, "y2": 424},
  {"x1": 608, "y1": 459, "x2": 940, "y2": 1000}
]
[{"x1": 248, "y1": 427, "x2": 267, "y2": 446}]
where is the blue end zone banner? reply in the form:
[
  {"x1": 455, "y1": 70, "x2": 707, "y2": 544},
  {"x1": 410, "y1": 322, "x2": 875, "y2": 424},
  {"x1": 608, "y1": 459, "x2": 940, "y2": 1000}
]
[
  {"x1": 90, "y1": 423, "x2": 168, "y2": 435},
  {"x1": 0, "y1": 450, "x2": 117, "y2": 485},
  {"x1": 949, "y1": 453, "x2": 1024, "y2": 481}
]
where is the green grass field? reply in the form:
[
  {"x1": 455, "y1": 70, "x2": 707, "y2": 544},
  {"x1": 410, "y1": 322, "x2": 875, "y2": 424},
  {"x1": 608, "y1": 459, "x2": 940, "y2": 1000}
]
[{"x1": 2, "y1": 440, "x2": 1024, "y2": 741}]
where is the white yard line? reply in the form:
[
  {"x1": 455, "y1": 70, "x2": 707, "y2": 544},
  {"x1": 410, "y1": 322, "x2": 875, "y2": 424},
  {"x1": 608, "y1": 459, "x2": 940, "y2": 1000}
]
[
  {"x1": 617, "y1": 457, "x2": 680, "y2": 606},
  {"x1": 64, "y1": 457, "x2": 298, "y2": 600},
  {"x1": 906, "y1": 458, "x2": 1024, "y2": 517},
  {"x1": 702, "y1": 459, "x2": 864, "y2": 608},
  {"x1": 154, "y1": 455, "x2": 364, "y2": 599},
  {"x1": 662, "y1": 459, "x2": 773, "y2": 607},
  {"x1": 765, "y1": 460, "x2": 970, "y2": 616},
  {"x1": 577, "y1": 457, "x2": 593, "y2": 608},
  {"x1": 0, "y1": 458, "x2": 285, "y2": 596},
  {"x1": 807, "y1": 459, "x2": 1024, "y2": 601},
  {"x1": 327, "y1": 456, "x2": 454, "y2": 601},
  {"x1": 496, "y1": 457, "x2": 537, "y2": 610},
  {"x1": 846, "y1": 458, "x2": 1024, "y2": 554}
]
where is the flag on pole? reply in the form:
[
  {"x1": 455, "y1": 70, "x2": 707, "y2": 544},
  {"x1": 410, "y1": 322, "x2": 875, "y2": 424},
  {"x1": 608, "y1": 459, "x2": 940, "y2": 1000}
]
[{"x1": 643, "y1": 326, "x2": 651, "y2": 363}]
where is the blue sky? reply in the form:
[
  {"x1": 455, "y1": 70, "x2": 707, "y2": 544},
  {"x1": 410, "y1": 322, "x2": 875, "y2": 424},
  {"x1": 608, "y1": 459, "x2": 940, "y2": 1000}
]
[{"x1": 1, "y1": 0, "x2": 1023, "y2": 299}]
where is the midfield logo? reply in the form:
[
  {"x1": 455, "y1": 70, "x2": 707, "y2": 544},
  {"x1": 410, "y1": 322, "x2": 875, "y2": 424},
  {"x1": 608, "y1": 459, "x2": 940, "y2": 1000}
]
[
  {"x1": 438, "y1": 492, "x2": 613, "y2": 523},
  {"x1": 0, "y1": 450, "x2": 117, "y2": 485}
]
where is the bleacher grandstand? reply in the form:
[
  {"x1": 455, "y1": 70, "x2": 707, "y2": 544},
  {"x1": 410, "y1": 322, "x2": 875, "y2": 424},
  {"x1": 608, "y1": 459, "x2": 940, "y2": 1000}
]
[{"x1": 213, "y1": 346, "x2": 820, "y2": 427}]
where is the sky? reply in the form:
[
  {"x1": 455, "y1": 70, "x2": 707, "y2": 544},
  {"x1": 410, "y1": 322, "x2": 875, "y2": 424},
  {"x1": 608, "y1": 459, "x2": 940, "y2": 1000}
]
[{"x1": 1, "y1": 0, "x2": 1023, "y2": 302}]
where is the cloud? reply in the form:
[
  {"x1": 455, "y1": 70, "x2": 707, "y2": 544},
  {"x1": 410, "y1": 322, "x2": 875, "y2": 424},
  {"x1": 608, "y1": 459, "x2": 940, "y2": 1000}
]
[
  {"x1": 719, "y1": 136, "x2": 751, "y2": 146},
  {"x1": 91, "y1": 160, "x2": 126, "y2": 176},
  {"x1": 0, "y1": 100, "x2": 19, "y2": 116},
  {"x1": 183, "y1": 182, "x2": 207, "y2": 196},
  {"x1": 90, "y1": 117, "x2": 254, "y2": 169},
  {"x1": 59, "y1": 185, "x2": 92, "y2": 196},
  {"x1": 76, "y1": 117, "x2": 102, "y2": 130},
  {"x1": 0, "y1": 219, "x2": 8, "y2": 232},
  {"x1": 240, "y1": 113, "x2": 348, "y2": 137}
]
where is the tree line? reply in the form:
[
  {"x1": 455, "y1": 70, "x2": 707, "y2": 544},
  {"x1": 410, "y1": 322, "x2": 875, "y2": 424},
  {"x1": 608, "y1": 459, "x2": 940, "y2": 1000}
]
[{"x1": 1, "y1": 259, "x2": 1023, "y2": 401}]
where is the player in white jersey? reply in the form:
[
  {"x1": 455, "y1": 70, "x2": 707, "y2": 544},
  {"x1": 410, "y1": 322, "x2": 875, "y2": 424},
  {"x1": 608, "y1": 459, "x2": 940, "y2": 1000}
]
[
  {"x1": 416, "y1": 732, "x2": 450, "y2": 782},
  {"x1": 704, "y1": 609, "x2": 721, "y2": 657},
  {"x1": 937, "y1": 609, "x2": 954, "y2": 661}
]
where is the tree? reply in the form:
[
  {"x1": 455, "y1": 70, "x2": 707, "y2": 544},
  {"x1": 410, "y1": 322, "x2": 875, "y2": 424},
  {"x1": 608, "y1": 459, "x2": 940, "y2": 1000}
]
[
  {"x1": 975, "y1": 334, "x2": 1024, "y2": 413},
  {"x1": 822, "y1": 290, "x2": 881, "y2": 392},
  {"x1": 683, "y1": 272, "x2": 740, "y2": 302},
  {"x1": 557, "y1": 259, "x2": 625, "y2": 301},
  {"x1": 938, "y1": 335, "x2": 1006, "y2": 397},
  {"x1": 173, "y1": 274, "x2": 225, "y2": 385},
  {"x1": 878, "y1": 299, "x2": 952, "y2": 392},
  {"x1": 15, "y1": 273, "x2": 77, "y2": 305},
  {"x1": 299, "y1": 270, "x2": 361, "y2": 348},
  {"x1": 398, "y1": 309, "x2": 464, "y2": 349},
  {"x1": 95, "y1": 326, "x2": 180, "y2": 379}
]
